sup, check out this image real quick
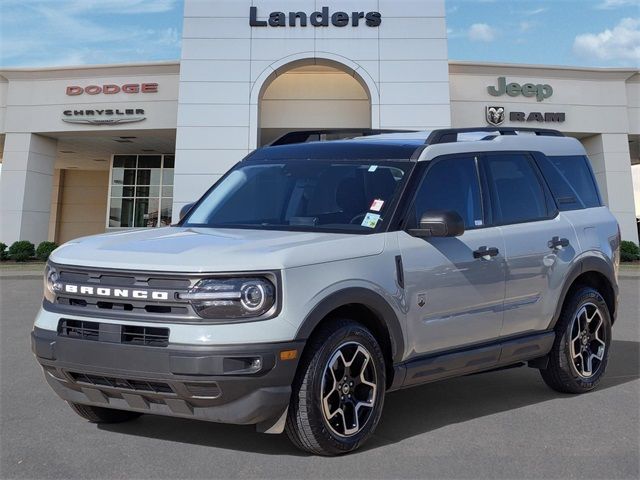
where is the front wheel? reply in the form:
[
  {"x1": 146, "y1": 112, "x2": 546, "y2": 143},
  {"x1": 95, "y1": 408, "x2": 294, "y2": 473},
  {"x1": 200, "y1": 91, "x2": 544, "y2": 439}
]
[
  {"x1": 540, "y1": 286, "x2": 612, "y2": 394},
  {"x1": 285, "y1": 319, "x2": 386, "y2": 456}
]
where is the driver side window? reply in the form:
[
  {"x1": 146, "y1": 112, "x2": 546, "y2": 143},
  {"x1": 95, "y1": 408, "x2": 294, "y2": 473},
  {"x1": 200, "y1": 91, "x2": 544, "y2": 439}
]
[{"x1": 408, "y1": 157, "x2": 483, "y2": 230}]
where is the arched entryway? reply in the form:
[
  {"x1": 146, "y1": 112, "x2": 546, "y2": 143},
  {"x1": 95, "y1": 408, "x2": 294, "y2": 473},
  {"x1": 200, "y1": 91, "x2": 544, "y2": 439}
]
[{"x1": 255, "y1": 58, "x2": 374, "y2": 146}]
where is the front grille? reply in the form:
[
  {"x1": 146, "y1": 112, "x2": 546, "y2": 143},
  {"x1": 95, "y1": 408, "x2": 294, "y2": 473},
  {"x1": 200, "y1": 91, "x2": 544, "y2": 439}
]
[
  {"x1": 120, "y1": 325, "x2": 170, "y2": 347},
  {"x1": 58, "y1": 319, "x2": 169, "y2": 347},
  {"x1": 58, "y1": 319, "x2": 100, "y2": 341},
  {"x1": 58, "y1": 270, "x2": 192, "y2": 289},
  {"x1": 69, "y1": 372, "x2": 173, "y2": 394},
  {"x1": 50, "y1": 263, "x2": 199, "y2": 322}
]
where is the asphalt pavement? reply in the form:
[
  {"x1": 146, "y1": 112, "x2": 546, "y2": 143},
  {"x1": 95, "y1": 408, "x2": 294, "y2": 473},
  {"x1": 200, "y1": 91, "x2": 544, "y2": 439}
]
[{"x1": 1, "y1": 276, "x2": 638, "y2": 479}]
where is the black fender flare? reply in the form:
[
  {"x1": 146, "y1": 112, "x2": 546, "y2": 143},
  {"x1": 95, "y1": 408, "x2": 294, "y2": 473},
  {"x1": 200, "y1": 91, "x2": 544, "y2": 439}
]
[
  {"x1": 294, "y1": 287, "x2": 405, "y2": 364},
  {"x1": 549, "y1": 255, "x2": 618, "y2": 329}
]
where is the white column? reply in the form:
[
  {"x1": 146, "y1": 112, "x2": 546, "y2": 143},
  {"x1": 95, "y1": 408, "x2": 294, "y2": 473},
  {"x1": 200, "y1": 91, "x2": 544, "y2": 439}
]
[
  {"x1": 583, "y1": 133, "x2": 639, "y2": 243},
  {"x1": 172, "y1": 0, "x2": 254, "y2": 221},
  {"x1": 0, "y1": 133, "x2": 57, "y2": 244}
]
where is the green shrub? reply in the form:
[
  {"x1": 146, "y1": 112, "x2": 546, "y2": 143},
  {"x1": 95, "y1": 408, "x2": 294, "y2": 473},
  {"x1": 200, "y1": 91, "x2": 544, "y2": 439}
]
[
  {"x1": 0, "y1": 242, "x2": 7, "y2": 261},
  {"x1": 36, "y1": 241, "x2": 58, "y2": 261},
  {"x1": 620, "y1": 240, "x2": 640, "y2": 262},
  {"x1": 8, "y1": 240, "x2": 35, "y2": 262}
]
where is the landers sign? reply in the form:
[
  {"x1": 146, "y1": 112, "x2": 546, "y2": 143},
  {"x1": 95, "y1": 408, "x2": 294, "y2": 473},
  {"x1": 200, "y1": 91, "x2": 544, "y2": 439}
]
[{"x1": 249, "y1": 6, "x2": 382, "y2": 27}]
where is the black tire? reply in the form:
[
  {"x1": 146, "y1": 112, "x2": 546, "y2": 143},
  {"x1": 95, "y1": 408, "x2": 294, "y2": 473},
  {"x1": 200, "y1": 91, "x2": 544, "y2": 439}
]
[
  {"x1": 540, "y1": 286, "x2": 612, "y2": 394},
  {"x1": 68, "y1": 402, "x2": 143, "y2": 423},
  {"x1": 285, "y1": 318, "x2": 386, "y2": 456}
]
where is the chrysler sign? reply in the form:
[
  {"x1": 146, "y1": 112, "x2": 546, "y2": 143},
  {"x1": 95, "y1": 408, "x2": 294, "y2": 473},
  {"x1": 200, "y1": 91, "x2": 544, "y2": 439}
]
[{"x1": 62, "y1": 108, "x2": 146, "y2": 125}]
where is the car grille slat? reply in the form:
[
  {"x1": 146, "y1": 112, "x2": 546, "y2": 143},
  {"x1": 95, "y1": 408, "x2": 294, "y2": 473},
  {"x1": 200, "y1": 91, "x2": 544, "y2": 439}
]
[
  {"x1": 58, "y1": 319, "x2": 169, "y2": 347},
  {"x1": 52, "y1": 265, "x2": 198, "y2": 321},
  {"x1": 69, "y1": 372, "x2": 173, "y2": 394},
  {"x1": 57, "y1": 319, "x2": 100, "y2": 341}
]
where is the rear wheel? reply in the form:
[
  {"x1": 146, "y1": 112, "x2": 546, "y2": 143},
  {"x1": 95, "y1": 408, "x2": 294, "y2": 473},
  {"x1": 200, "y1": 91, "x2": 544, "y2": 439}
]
[
  {"x1": 68, "y1": 402, "x2": 143, "y2": 423},
  {"x1": 540, "y1": 286, "x2": 611, "y2": 394},
  {"x1": 285, "y1": 319, "x2": 386, "y2": 456}
]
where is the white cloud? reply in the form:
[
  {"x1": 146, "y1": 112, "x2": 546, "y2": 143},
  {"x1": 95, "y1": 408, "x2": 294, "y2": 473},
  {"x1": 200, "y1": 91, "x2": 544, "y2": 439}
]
[
  {"x1": 468, "y1": 23, "x2": 496, "y2": 42},
  {"x1": 1, "y1": 0, "x2": 179, "y2": 14},
  {"x1": 519, "y1": 21, "x2": 535, "y2": 32},
  {"x1": 596, "y1": 0, "x2": 638, "y2": 9},
  {"x1": 157, "y1": 27, "x2": 180, "y2": 47},
  {"x1": 0, "y1": 0, "x2": 181, "y2": 67},
  {"x1": 525, "y1": 7, "x2": 548, "y2": 15},
  {"x1": 573, "y1": 17, "x2": 640, "y2": 64}
]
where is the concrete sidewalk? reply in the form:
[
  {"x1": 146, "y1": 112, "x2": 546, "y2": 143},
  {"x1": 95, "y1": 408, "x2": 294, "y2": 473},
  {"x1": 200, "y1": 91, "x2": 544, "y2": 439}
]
[{"x1": 0, "y1": 263, "x2": 45, "y2": 279}]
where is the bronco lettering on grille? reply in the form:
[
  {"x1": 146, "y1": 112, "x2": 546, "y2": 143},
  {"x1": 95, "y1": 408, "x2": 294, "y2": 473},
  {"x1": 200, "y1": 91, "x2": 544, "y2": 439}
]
[{"x1": 63, "y1": 284, "x2": 169, "y2": 300}]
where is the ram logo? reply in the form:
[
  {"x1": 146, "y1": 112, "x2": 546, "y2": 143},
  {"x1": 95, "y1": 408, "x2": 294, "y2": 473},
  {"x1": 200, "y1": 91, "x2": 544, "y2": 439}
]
[{"x1": 486, "y1": 106, "x2": 505, "y2": 126}]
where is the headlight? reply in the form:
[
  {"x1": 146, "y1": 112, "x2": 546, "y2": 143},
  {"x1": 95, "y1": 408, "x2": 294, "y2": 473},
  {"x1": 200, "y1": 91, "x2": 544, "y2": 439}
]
[
  {"x1": 43, "y1": 264, "x2": 62, "y2": 303},
  {"x1": 179, "y1": 277, "x2": 276, "y2": 320}
]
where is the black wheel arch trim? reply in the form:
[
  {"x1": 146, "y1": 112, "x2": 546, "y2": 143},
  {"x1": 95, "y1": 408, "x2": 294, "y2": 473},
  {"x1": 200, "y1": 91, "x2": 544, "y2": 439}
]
[
  {"x1": 549, "y1": 255, "x2": 618, "y2": 330},
  {"x1": 294, "y1": 287, "x2": 405, "y2": 364}
]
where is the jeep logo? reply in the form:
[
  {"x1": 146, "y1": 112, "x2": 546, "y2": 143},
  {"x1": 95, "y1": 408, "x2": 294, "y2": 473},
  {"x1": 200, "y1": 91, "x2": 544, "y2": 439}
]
[
  {"x1": 63, "y1": 284, "x2": 169, "y2": 300},
  {"x1": 488, "y1": 77, "x2": 553, "y2": 102}
]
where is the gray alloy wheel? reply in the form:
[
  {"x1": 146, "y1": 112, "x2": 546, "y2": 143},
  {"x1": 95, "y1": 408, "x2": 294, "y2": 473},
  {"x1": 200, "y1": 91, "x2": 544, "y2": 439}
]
[
  {"x1": 320, "y1": 341, "x2": 378, "y2": 437},
  {"x1": 540, "y1": 286, "x2": 612, "y2": 394},
  {"x1": 568, "y1": 302, "x2": 607, "y2": 378},
  {"x1": 285, "y1": 318, "x2": 386, "y2": 456}
]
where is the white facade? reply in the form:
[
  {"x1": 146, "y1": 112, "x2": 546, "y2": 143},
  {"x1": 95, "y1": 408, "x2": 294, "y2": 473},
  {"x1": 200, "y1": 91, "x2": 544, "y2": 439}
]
[
  {"x1": 0, "y1": 0, "x2": 638, "y2": 245},
  {"x1": 174, "y1": 0, "x2": 450, "y2": 221}
]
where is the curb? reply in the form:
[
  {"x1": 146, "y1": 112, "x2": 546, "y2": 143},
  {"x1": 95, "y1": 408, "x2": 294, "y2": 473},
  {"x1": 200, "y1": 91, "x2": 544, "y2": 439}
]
[{"x1": 0, "y1": 274, "x2": 44, "y2": 280}]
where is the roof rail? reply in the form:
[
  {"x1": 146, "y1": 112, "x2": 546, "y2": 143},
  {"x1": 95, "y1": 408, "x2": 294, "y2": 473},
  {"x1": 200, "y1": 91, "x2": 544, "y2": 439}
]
[
  {"x1": 269, "y1": 129, "x2": 417, "y2": 146},
  {"x1": 425, "y1": 127, "x2": 564, "y2": 145}
]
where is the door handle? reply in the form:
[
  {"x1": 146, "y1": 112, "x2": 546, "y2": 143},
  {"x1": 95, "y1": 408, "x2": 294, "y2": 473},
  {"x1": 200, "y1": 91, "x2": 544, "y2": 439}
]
[
  {"x1": 473, "y1": 246, "x2": 499, "y2": 259},
  {"x1": 548, "y1": 236, "x2": 569, "y2": 249}
]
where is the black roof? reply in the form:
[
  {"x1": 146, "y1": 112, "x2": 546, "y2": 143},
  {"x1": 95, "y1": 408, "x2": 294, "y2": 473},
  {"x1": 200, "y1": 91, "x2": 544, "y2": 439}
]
[
  {"x1": 245, "y1": 141, "x2": 423, "y2": 162},
  {"x1": 245, "y1": 128, "x2": 565, "y2": 163}
]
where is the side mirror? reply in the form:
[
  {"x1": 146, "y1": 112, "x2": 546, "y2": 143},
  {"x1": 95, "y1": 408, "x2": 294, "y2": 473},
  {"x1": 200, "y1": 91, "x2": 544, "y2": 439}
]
[
  {"x1": 179, "y1": 202, "x2": 196, "y2": 221},
  {"x1": 409, "y1": 210, "x2": 465, "y2": 238}
]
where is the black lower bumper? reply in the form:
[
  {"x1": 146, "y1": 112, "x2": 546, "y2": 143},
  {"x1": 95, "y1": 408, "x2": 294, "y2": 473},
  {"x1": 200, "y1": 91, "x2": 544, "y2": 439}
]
[{"x1": 31, "y1": 327, "x2": 303, "y2": 430}]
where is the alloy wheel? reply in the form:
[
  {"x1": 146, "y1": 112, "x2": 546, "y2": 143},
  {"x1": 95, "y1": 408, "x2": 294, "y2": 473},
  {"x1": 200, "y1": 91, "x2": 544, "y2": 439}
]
[
  {"x1": 320, "y1": 341, "x2": 378, "y2": 437},
  {"x1": 569, "y1": 302, "x2": 606, "y2": 378}
]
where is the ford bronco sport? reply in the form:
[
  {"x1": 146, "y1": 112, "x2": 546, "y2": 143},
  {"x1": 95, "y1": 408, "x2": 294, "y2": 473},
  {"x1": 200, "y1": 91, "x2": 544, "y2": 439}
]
[{"x1": 32, "y1": 128, "x2": 620, "y2": 455}]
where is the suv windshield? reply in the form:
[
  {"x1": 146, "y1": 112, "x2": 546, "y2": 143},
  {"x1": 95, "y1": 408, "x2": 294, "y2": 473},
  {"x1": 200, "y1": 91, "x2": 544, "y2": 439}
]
[{"x1": 183, "y1": 160, "x2": 412, "y2": 233}]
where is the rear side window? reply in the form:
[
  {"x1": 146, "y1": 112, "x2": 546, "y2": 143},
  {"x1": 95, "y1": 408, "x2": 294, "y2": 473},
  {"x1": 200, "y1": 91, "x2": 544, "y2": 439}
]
[
  {"x1": 409, "y1": 156, "x2": 483, "y2": 229},
  {"x1": 536, "y1": 155, "x2": 601, "y2": 210},
  {"x1": 484, "y1": 154, "x2": 551, "y2": 225}
]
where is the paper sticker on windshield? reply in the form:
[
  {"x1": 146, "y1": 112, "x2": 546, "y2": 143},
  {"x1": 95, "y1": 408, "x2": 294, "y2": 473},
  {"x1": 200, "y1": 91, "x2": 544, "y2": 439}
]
[
  {"x1": 368, "y1": 165, "x2": 378, "y2": 172},
  {"x1": 361, "y1": 213, "x2": 381, "y2": 229},
  {"x1": 370, "y1": 199, "x2": 385, "y2": 212}
]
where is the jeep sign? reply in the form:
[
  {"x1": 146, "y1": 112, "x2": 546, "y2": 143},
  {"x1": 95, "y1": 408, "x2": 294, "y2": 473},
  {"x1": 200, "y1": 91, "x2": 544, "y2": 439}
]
[{"x1": 488, "y1": 77, "x2": 553, "y2": 102}]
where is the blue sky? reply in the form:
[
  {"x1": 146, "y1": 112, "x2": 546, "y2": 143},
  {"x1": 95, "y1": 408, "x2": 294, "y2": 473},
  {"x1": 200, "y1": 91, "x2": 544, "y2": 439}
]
[{"x1": 0, "y1": 0, "x2": 638, "y2": 68}]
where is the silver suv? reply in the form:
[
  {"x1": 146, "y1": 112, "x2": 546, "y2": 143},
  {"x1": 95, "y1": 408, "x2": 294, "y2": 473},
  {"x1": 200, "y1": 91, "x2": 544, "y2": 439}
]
[{"x1": 32, "y1": 128, "x2": 620, "y2": 455}]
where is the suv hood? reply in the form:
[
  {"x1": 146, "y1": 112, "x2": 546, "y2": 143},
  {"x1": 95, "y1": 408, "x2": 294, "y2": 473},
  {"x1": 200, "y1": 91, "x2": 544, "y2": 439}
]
[{"x1": 50, "y1": 227, "x2": 385, "y2": 272}]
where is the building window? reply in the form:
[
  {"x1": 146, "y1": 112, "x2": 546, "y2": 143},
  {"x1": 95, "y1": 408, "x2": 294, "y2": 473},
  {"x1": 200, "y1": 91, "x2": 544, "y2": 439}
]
[{"x1": 108, "y1": 154, "x2": 174, "y2": 228}]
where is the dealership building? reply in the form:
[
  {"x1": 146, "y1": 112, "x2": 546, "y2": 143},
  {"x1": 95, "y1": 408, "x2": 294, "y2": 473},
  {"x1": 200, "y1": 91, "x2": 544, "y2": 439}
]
[{"x1": 1, "y1": 0, "x2": 638, "y2": 245}]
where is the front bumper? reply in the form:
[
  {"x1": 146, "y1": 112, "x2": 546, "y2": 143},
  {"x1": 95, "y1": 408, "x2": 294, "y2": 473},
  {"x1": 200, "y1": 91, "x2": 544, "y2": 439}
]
[{"x1": 31, "y1": 327, "x2": 303, "y2": 431}]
